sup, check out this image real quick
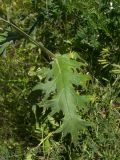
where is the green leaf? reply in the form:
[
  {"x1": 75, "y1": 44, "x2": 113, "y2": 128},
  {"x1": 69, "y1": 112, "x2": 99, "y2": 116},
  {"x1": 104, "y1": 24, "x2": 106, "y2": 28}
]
[
  {"x1": 34, "y1": 54, "x2": 92, "y2": 142},
  {"x1": 44, "y1": 138, "x2": 51, "y2": 154},
  {"x1": 0, "y1": 42, "x2": 10, "y2": 56}
]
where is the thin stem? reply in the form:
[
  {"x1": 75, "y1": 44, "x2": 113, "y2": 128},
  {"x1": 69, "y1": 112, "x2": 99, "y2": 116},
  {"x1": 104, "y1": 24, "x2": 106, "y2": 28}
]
[{"x1": 0, "y1": 17, "x2": 55, "y2": 59}]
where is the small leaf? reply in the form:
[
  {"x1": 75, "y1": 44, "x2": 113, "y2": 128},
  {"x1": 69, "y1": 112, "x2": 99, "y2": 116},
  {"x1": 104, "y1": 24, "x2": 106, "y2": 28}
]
[
  {"x1": 44, "y1": 138, "x2": 51, "y2": 154},
  {"x1": 0, "y1": 42, "x2": 10, "y2": 56}
]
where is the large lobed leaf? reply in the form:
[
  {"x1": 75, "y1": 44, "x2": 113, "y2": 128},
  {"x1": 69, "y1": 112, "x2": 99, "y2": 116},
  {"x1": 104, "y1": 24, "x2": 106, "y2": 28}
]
[{"x1": 33, "y1": 54, "x2": 92, "y2": 142}]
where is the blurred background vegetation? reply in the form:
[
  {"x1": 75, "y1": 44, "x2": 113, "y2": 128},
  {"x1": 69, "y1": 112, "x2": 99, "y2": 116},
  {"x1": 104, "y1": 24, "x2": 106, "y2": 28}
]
[{"x1": 0, "y1": 0, "x2": 120, "y2": 159}]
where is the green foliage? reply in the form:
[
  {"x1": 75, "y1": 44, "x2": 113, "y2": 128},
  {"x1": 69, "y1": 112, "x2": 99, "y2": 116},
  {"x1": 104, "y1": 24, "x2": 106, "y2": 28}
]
[
  {"x1": 0, "y1": 141, "x2": 24, "y2": 160},
  {"x1": 0, "y1": 0, "x2": 120, "y2": 159}
]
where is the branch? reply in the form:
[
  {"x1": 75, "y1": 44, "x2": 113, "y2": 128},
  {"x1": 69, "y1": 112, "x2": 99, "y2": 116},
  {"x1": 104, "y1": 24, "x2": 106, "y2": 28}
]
[{"x1": 0, "y1": 17, "x2": 55, "y2": 59}]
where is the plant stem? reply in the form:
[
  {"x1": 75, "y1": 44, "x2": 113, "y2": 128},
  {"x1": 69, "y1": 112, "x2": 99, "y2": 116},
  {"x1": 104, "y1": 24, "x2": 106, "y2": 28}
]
[{"x1": 0, "y1": 17, "x2": 55, "y2": 59}]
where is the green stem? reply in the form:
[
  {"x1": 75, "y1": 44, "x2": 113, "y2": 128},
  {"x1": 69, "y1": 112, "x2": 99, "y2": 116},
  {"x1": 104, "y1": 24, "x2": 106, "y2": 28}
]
[{"x1": 0, "y1": 17, "x2": 55, "y2": 59}]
